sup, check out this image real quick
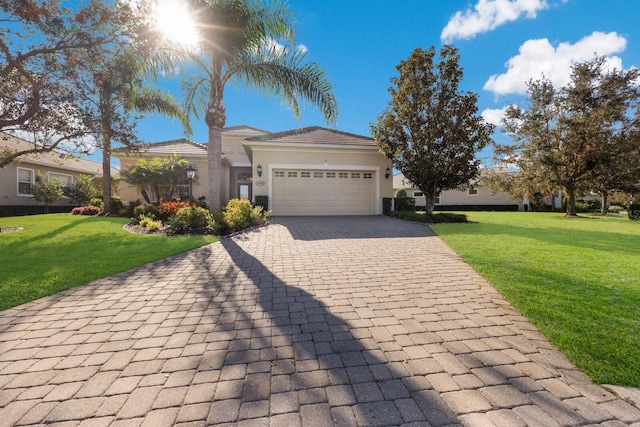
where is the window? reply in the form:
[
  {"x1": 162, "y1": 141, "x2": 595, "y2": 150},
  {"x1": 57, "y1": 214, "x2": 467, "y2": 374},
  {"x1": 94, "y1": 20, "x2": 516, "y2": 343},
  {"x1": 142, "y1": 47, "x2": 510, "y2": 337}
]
[
  {"x1": 314, "y1": 172, "x2": 323, "y2": 178},
  {"x1": 301, "y1": 171, "x2": 311, "y2": 178},
  {"x1": 274, "y1": 171, "x2": 285, "y2": 177},
  {"x1": 468, "y1": 188, "x2": 478, "y2": 196},
  {"x1": 287, "y1": 171, "x2": 298, "y2": 178},
  {"x1": 435, "y1": 194, "x2": 441, "y2": 204},
  {"x1": 414, "y1": 192, "x2": 423, "y2": 197},
  {"x1": 49, "y1": 173, "x2": 73, "y2": 197},
  {"x1": 237, "y1": 171, "x2": 252, "y2": 181},
  {"x1": 338, "y1": 172, "x2": 348, "y2": 179},
  {"x1": 17, "y1": 168, "x2": 34, "y2": 196},
  {"x1": 363, "y1": 173, "x2": 372, "y2": 179},
  {"x1": 326, "y1": 172, "x2": 336, "y2": 178},
  {"x1": 351, "y1": 172, "x2": 360, "y2": 179}
]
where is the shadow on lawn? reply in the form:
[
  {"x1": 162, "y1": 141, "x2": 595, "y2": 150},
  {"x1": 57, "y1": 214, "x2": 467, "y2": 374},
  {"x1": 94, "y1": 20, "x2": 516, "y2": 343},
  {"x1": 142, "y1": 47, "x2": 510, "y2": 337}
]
[{"x1": 434, "y1": 220, "x2": 640, "y2": 256}]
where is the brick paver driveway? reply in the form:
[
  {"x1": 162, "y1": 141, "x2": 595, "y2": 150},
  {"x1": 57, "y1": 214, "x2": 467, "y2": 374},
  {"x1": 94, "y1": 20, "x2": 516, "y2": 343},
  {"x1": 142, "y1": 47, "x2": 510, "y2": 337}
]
[{"x1": 1, "y1": 216, "x2": 639, "y2": 426}]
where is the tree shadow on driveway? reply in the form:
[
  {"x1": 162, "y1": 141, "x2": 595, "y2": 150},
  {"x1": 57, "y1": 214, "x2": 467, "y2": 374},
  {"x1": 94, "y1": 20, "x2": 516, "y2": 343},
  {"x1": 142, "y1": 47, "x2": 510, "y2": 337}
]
[{"x1": 210, "y1": 231, "x2": 460, "y2": 426}]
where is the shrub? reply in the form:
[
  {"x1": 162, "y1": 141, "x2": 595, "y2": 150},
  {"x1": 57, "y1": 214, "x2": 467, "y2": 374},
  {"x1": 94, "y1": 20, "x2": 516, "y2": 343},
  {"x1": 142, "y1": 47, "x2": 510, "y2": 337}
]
[
  {"x1": 394, "y1": 197, "x2": 415, "y2": 211},
  {"x1": 223, "y1": 198, "x2": 254, "y2": 231},
  {"x1": 89, "y1": 197, "x2": 104, "y2": 210},
  {"x1": 382, "y1": 197, "x2": 392, "y2": 215},
  {"x1": 133, "y1": 204, "x2": 159, "y2": 220},
  {"x1": 174, "y1": 206, "x2": 213, "y2": 231},
  {"x1": 254, "y1": 195, "x2": 269, "y2": 211},
  {"x1": 71, "y1": 206, "x2": 101, "y2": 216},
  {"x1": 395, "y1": 187, "x2": 407, "y2": 198},
  {"x1": 126, "y1": 200, "x2": 143, "y2": 217},
  {"x1": 629, "y1": 203, "x2": 640, "y2": 221},
  {"x1": 110, "y1": 197, "x2": 124, "y2": 213},
  {"x1": 139, "y1": 214, "x2": 162, "y2": 230},
  {"x1": 608, "y1": 205, "x2": 624, "y2": 214},
  {"x1": 574, "y1": 201, "x2": 590, "y2": 213},
  {"x1": 157, "y1": 200, "x2": 195, "y2": 221},
  {"x1": 249, "y1": 205, "x2": 271, "y2": 227},
  {"x1": 165, "y1": 215, "x2": 186, "y2": 234},
  {"x1": 389, "y1": 210, "x2": 468, "y2": 223}
]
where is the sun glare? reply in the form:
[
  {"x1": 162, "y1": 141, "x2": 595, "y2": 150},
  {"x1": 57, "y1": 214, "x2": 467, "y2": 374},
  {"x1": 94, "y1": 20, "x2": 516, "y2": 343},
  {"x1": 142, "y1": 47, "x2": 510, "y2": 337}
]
[{"x1": 154, "y1": 0, "x2": 200, "y2": 50}]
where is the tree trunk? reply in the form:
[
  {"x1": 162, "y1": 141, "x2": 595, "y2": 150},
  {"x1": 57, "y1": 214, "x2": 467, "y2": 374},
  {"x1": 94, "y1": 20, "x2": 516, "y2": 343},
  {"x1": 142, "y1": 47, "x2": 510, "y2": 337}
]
[
  {"x1": 600, "y1": 192, "x2": 608, "y2": 216},
  {"x1": 207, "y1": 125, "x2": 222, "y2": 210},
  {"x1": 565, "y1": 184, "x2": 577, "y2": 217},
  {"x1": 424, "y1": 191, "x2": 436, "y2": 215},
  {"x1": 102, "y1": 139, "x2": 112, "y2": 214}
]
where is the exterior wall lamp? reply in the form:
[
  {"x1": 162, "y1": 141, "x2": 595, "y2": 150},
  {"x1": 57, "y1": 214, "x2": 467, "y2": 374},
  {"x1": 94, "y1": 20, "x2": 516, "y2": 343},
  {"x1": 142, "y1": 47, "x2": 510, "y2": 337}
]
[
  {"x1": 257, "y1": 164, "x2": 263, "y2": 177},
  {"x1": 385, "y1": 167, "x2": 391, "y2": 179},
  {"x1": 185, "y1": 163, "x2": 196, "y2": 198}
]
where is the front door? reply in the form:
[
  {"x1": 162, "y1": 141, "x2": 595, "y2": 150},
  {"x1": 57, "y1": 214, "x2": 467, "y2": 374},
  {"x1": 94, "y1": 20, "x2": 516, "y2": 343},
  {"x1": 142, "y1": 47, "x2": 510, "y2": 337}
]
[{"x1": 238, "y1": 183, "x2": 251, "y2": 200}]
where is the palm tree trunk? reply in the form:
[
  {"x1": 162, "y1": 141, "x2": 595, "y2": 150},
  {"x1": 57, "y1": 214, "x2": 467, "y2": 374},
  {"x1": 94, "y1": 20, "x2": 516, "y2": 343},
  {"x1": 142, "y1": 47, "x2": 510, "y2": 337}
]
[
  {"x1": 102, "y1": 138, "x2": 112, "y2": 214},
  {"x1": 207, "y1": 124, "x2": 222, "y2": 210}
]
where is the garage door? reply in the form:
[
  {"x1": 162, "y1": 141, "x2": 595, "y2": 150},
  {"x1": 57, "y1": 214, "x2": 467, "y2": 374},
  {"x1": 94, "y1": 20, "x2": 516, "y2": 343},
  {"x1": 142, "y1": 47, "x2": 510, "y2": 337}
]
[{"x1": 272, "y1": 170, "x2": 375, "y2": 215}]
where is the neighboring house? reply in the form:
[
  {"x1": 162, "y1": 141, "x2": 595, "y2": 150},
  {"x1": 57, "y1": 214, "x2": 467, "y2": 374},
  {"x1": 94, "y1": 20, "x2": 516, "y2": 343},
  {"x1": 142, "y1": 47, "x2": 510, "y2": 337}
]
[
  {"x1": 393, "y1": 171, "x2": 525, "y2": 211},
  {"x1": 0, "y1": 132, "x2": 117, "y2": 207},
  {"x1": 115, "y1": 125, "x2": 394, "y2": 216}
]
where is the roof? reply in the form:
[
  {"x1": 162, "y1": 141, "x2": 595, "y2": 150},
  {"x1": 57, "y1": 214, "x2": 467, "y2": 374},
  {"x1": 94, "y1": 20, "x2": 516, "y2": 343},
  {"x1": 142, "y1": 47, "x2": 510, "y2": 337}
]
[
  {"x1": 223, "y1": 125, "x2": 271, "y2": 136},
  {"x1": 246, "y1": 126, "x2": 375, "y2": 146},
  {"x1": 113, "y1": 138, "x2": 207, "y2": 157},
  {"x1": 1, "y1": 132, "x2": 118, "y2": 176},
  {"x1": 393, "y1": 173, "x2": 417, "y2": 190}
]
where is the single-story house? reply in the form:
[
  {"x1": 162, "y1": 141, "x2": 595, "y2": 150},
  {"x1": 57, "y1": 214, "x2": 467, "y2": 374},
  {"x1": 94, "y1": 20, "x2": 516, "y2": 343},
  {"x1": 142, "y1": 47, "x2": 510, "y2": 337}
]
[
  {"x1": 0, "y1": 132, "x2": 117, "y2": 208},
  {"x1": 115, "y1": 125, "x2": 394, "y2": 216},
  {"x1": 393, "y1": 171, "x2": 526, "y2": 211}
]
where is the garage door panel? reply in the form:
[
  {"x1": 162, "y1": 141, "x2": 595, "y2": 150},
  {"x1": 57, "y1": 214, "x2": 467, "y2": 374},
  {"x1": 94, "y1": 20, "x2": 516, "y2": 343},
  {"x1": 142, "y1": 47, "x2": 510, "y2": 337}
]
[{"x1": 272, "y1": 169, "x2": 375, "y2": 216}]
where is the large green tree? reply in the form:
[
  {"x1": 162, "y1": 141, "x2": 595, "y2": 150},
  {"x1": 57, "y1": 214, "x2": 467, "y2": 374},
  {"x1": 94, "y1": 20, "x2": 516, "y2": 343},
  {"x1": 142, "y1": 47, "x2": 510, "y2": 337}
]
[
  {"x1": 371, "y1": 46, "x2": 494, "y2": 213},
  {"x1": 498, "y1": 57, "x2": 640, "y2": 216},
  {"x1": 0, "y1": 0, "x2": 124, "y2": 166},
  {"x1": 183, "y1": 0, "x2": 338, "y2": 209}
]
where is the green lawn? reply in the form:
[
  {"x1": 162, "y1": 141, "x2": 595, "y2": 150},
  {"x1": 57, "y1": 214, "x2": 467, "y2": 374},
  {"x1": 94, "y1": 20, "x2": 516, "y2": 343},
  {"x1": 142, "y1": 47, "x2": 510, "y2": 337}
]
[
  {"x1": 431, "y1": 212, "x2": 640, "y2": 387},
  {"x1": 0, "y1": 214, "x2": 219, "y2": 311}
]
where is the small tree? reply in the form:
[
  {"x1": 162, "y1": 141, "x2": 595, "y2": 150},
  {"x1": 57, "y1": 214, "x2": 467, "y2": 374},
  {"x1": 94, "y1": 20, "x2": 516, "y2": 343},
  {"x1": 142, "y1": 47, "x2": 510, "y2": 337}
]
[
  {"x1": 69, "y1": 174, "x2": 97, "y2": 206},
  {"x1": 371, "y1": 46, "x2": 494, "y2": 213},
  {"x1": 32, "y1": 171, "x2": 63, "y2": 213}
]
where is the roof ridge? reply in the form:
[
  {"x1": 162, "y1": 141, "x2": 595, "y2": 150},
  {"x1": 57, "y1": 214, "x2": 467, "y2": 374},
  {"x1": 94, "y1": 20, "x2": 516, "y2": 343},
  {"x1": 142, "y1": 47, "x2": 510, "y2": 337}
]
[
  {"x1": 247, "y1": 126, "x2": 372, "y2": 142},
  {"x1": 223, "y1": 125, "x2": 272, "y2": 134}
]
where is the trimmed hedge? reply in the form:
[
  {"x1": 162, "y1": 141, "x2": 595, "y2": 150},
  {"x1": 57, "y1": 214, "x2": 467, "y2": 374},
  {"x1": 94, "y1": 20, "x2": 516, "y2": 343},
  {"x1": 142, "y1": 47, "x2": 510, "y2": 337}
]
[
  {"x1": 390, "y1": 210, "x2": 468, "y2": 223},
  {"x1": 382, "y1": 197, "x2": 392, "y2": 215},
  {"x1": 254, "y1": 195, "x2": 269, "y2": 211},
  {"x1": 0, "y1": 205, "x2": 74, "y2": 217},
  {"x1": 430, "y1": 204, "x2": 519, "y2": 212},
  {"x1": 394, "y1": 197, "x2": 415, "y2": 211}
]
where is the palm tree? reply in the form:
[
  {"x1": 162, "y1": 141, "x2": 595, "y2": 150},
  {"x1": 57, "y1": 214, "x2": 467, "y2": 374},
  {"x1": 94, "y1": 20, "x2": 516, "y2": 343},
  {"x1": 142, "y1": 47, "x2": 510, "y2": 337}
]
[
  {"x1": 122, "y1": 159, "x2": 156, "y2": 204},
  {"x1": 183, "y1": 0, "x2": 338, "y2": 209},
  {"x1": 93, "y1": 52, "x2": 191, "y2": 213}
]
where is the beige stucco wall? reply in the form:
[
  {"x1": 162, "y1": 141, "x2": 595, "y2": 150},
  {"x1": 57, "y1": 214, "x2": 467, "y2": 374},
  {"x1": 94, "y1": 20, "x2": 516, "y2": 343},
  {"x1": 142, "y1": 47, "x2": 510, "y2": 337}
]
[
  {"x1": 406, "y1": 186, "x2": 521, "y2": 208},
  {"x1": 249, "y1": 144, "x2": 393, "y2": 213},
  {"x1": 0, "y1": 161, "x2": 101, "y2": 206}
]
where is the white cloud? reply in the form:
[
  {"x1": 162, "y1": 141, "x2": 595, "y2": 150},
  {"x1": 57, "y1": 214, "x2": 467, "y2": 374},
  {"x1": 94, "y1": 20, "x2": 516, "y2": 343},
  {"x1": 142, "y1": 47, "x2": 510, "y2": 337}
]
[
  {"x1": 484, "y1": 31, "x2": 627, "y2": 96},
  {"x1": 441, "y1": 0, "x2": 549, "y2": 42},
  {"x1": 481, "y1": 107, "x2": 508, "y2": 126},
  {"x1": 296, "y1": 44, "x2": 308, "y2": 54}
]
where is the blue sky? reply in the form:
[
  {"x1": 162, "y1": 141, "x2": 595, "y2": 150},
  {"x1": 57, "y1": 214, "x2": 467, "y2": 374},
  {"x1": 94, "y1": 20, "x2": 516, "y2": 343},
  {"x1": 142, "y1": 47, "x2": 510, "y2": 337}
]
[{"x1": 123, "y1": 0, "x2": 640, "y2": 167}]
